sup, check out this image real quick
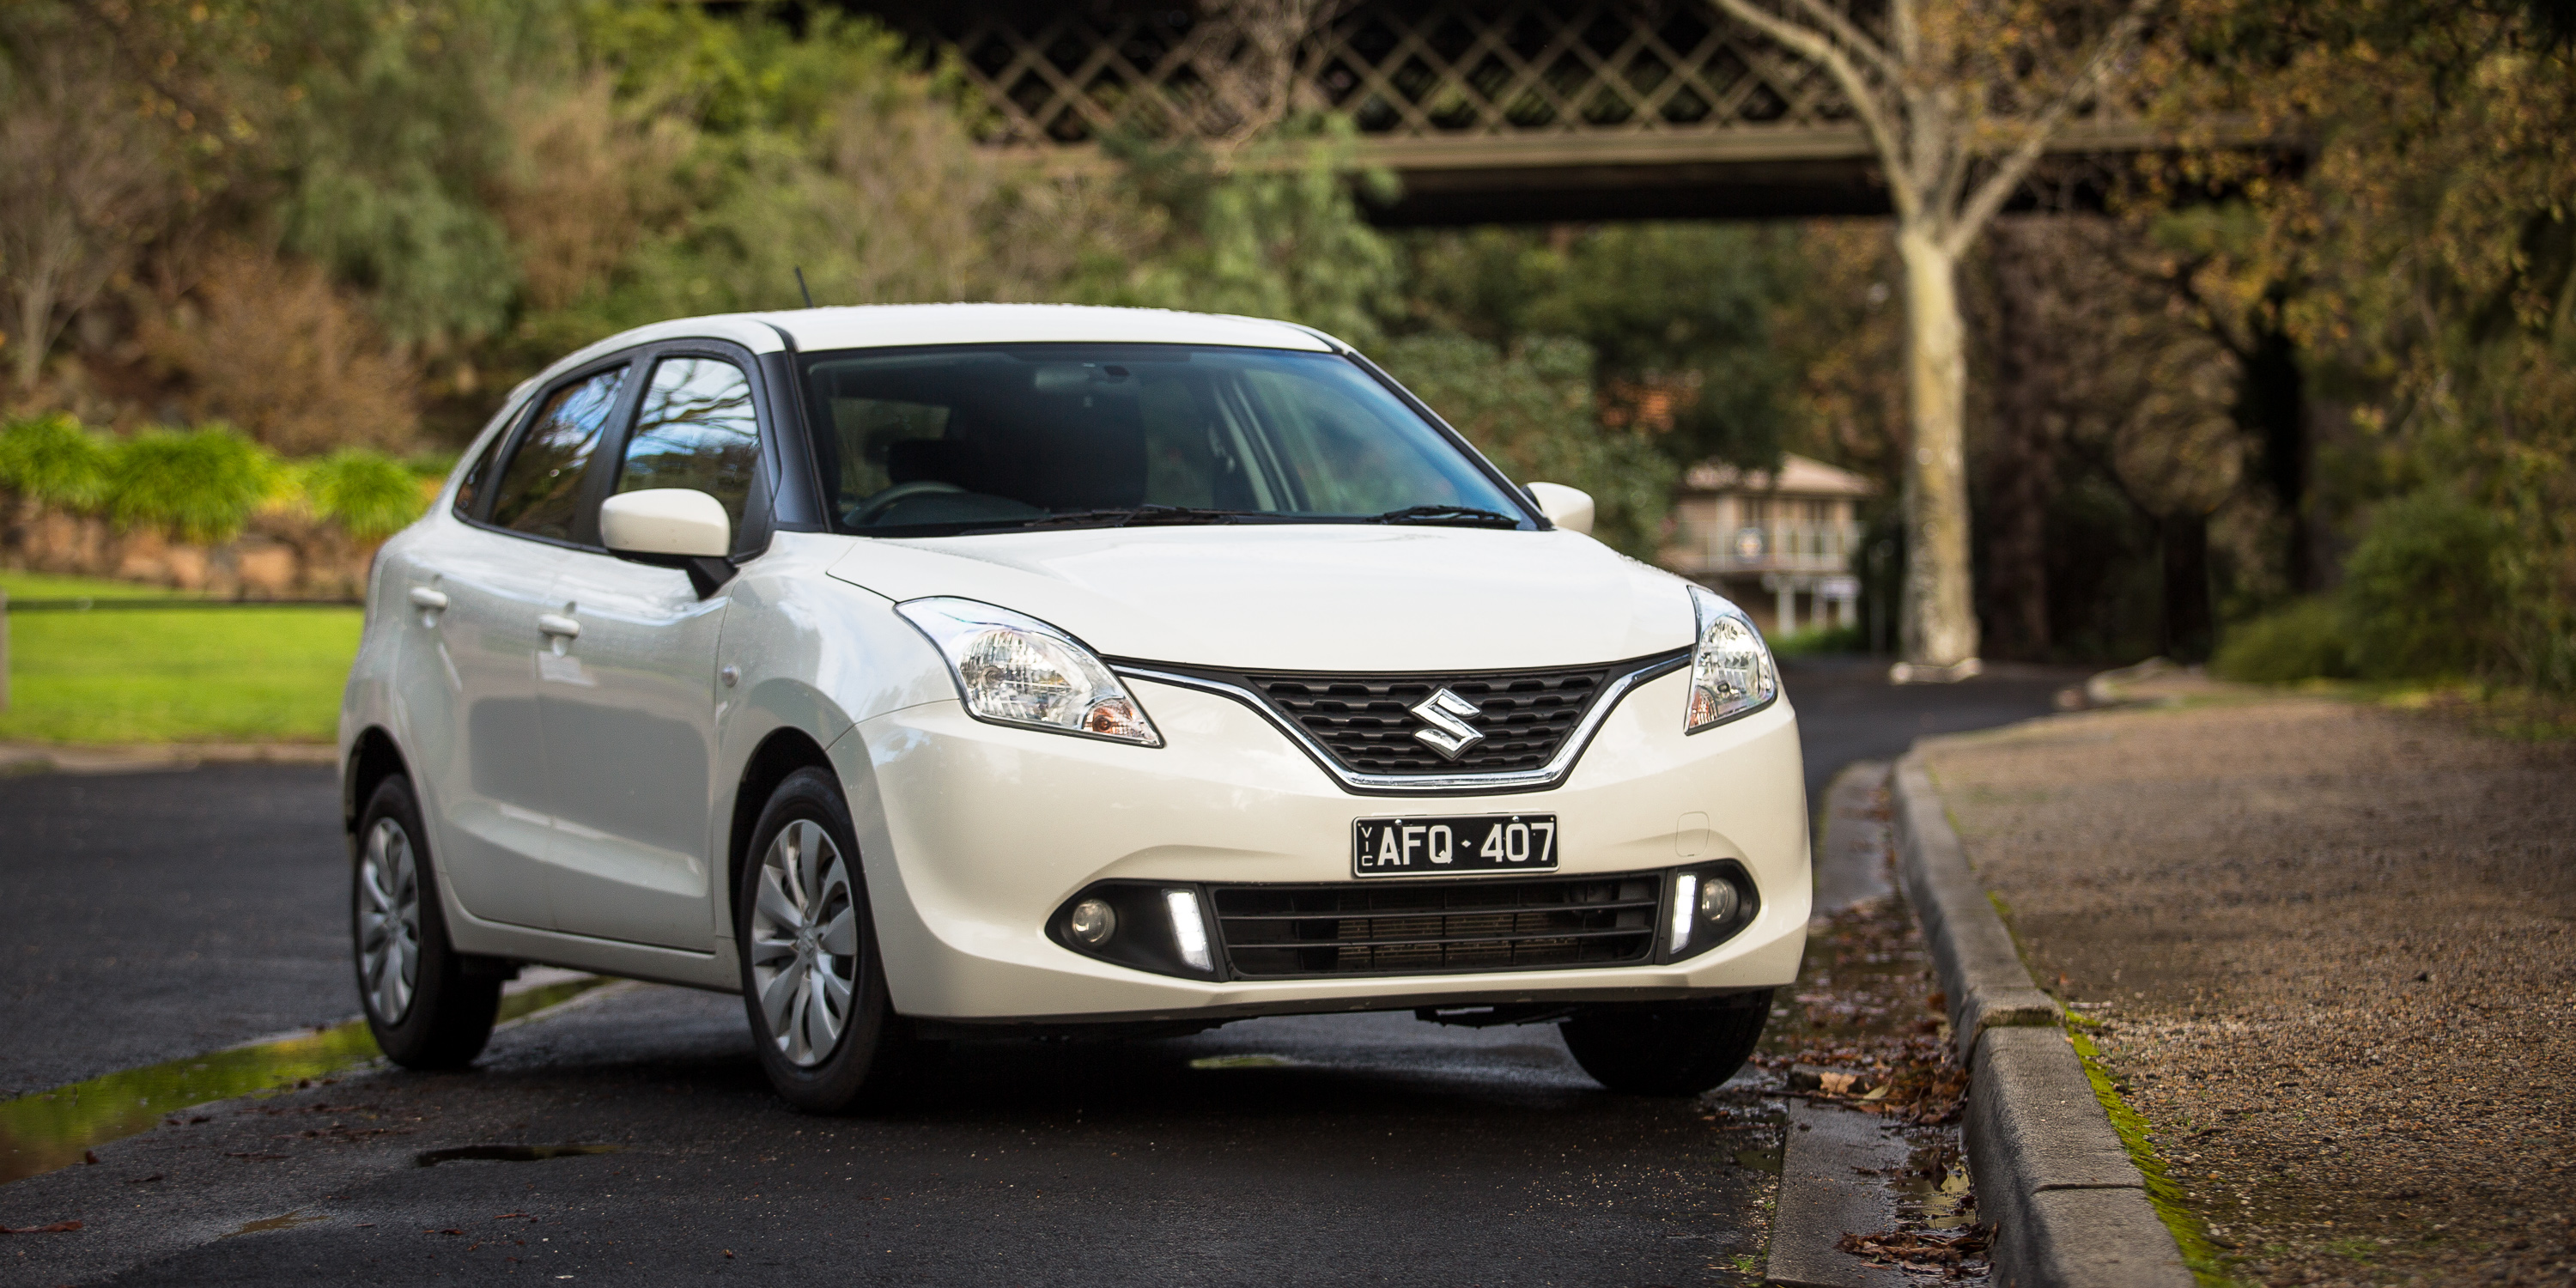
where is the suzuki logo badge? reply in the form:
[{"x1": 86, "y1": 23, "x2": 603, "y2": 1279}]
[{"x1": 1410, "y1": 688, "x2": 1485, "y2": 760}]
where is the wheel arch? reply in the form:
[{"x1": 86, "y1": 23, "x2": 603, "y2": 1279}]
[
  {"x1": 343, "y1": 726, "x2": 410, "y2": 837},
  {"x1": 726, "y1": 726, "x2": 839, "y2": 930}
]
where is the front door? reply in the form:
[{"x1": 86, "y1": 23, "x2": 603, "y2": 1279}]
[{"x1": 533, "y1": 354, "x2": 764, "y2": 951}]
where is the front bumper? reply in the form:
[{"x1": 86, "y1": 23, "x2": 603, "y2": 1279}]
[{"x1": 831, "y1": 666, "x2": 1809, "y2": 1023}]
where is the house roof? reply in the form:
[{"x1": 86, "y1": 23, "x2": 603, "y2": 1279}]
[{"x1": 1680, "y1": 453, "x2": 1877, "y2": 498}]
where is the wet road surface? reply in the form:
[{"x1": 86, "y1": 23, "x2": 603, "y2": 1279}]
[
  {"x1": 1780, "y1": 659, "x2": 2087, "y2": 805},
  {"x1": 0, "y1": 763, "x2": 349, "y2": 1099},
  {"x1": 1, "y1": 986, "x2": 1776, "y2": 1285},
  {"x1": 0, "y1": 657, "x2": 2090, "y2": 1282}
]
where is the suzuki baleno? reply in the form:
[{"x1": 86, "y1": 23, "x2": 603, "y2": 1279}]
[{"x1": 339, "y1": 304, "x2": 1807, "y2": 1110}]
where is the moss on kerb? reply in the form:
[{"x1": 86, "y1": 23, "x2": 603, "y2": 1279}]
[
  {"x1": 0, "y1": 975, "x2": 609, "y2": 1186},
  {"x1": 2063, "y1": 1025, "x2": 2247, "y2": 1288}
]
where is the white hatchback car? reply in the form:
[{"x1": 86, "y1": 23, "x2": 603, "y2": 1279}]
[{"x1": 341, "y1": 304, "x2": 1807, "y2": 1110}]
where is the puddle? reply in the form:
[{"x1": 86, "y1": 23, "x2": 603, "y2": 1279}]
[
  {"x1": 1886, "y1": 1137, "x2": 1979, "y2": 1230},
  {"x1": 415, "y1": 1143, "x2": 623, "y2": 1167},
  {"x1": 0, "y1": 975, "x2": 610, "y2": 1186},
  {"x1": 1187, "y1": 1054, "x2": 1296, "y2": 1070},
  {"x1": 1730, "y1": 1143, "x2": 1784, "y2": 1176},
  {"x1": 221, "y1": 1209, "x2": 332, "y2": 1238}
]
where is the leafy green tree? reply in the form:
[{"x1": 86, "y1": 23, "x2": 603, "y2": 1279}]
[
  {"x1": 1397, "y1": 223, "x2": 1798, "y2": 471},
  {"x1": 2158, "y1": 0, "x2": 2576, "y2": 690},
  {"x1": 1376, "y1": 334, "x2": 1677, "y2": 560},
  {"x1": 1081, "y1": 120, "x2": 1402, "y2": 348},
  {"x1": 264, "y1": 0, "x2": 580, "y2": 347}
]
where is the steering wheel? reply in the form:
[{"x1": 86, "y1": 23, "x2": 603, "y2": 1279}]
[{"x1": 847, "y1": 480, "x2": 967, "y2": 526}]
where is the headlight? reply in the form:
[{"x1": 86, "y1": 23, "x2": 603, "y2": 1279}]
[
  {"x1": 1684, "y1": 585, "x2": 1778, "y2": 733},
  {"x1": 896, "y1": 598, "x2": 1163, "y2": 746}
]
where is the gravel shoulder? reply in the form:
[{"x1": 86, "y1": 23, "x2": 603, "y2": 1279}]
[{"x1": 1918, "y1": 683, "x2": 2575, "y2": 1286}]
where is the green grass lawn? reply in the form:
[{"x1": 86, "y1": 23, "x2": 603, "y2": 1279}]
[{"x1": 2, "y1": 571, "x2": 360, "y2": 744}]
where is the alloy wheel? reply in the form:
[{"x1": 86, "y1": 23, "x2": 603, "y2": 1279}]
[
  {"x1": 749, "y1": 819, "x2": 860, "y2": 1066},
  {"x1": 356, "y1": 817, "x2": 422, "y2": 1024}
]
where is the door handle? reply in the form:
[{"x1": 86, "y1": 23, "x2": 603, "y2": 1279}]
[
  {"x1": 537, "y1": 613, "x2": 581, "y2": 640},
  {"x1": 408, "y1": 586, "x2": 449, "y2": 611}
]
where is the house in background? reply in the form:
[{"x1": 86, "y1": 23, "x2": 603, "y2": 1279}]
[{"x1": 1658, "y1": 453, "x2": 1875, "y2": 637}]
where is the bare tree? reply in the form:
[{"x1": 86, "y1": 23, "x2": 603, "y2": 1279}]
[
  {"x1": 1176, "y1": 0, "x2": 1342, "y2": 149},
  {"x1": 0, "y1": 37, "x2": 169, "y2": 392},
  {"x1": 1706, "y1": 0, "x2": 2151, "y2": 679}
]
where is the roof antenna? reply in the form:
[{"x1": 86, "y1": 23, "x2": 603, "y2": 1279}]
[{"x1": 794, "y1": 266, "x2": 815, "y2": 309}]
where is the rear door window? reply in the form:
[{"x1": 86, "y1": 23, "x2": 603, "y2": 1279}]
[{"x1": 489, "y1": 366, "x2": 627, "y2": 541}]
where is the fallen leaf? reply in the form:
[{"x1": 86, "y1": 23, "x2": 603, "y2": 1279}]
[
  {"x1": 0, "y1": 1221, "x2": 83, "y2": 1234},
  {"x1": 83, "y1": 1151, "x2": 100, "y2": 1165},
  {"x1": 126, "y1": 1174, "x2": 165, "y2": 1184}
]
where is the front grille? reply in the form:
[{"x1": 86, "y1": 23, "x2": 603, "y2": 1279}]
[
  {"x1": 1246, "y1": 664, "x2": 1615, "y2": 775},
  {"x1": 1212, "y1": 874, "x2": 1663, "y2": 979}
]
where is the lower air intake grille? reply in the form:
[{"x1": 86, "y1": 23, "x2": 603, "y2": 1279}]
[{"x1": 1212, "y1": 874, "x2": 1662, "y2": 979}]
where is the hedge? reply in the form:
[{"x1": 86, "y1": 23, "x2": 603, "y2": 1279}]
[{"x1": 0, "y1": 415, "x2": 432, "y2": 544}]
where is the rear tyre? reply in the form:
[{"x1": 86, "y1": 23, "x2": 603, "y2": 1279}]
[
  {"x1": 1560, "y1": 990, "x2": 1774, "y2": 1096},
  {"x1": 353, "y1": 775, "x2": 501, "y2": 1070},
  {"x1": 737, "y1": 767, "x2": 913, "y2": 1113}
]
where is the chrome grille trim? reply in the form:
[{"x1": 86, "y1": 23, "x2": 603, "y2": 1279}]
[{"x1": 1113, "y1": 649, "x2": 1688, "y2": 795}]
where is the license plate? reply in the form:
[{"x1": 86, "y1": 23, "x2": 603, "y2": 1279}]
[{"x1": 1352, "y1": 814, "x2": 1558, "y2": 878}]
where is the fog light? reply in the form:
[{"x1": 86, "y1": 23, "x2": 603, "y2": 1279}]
[
  {"x1": 1698, "y1": 878, "x2": 1739, "y2": 923},
  {"x1": 1659, "y1": 861, "x2": 1760, "y2": 964},
  {"x1": 1067, "y1": 898, "x2": 1117, "y2": 946}
]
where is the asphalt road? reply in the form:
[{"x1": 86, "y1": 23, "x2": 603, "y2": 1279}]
[
  {"x1": 0, "y1": 657, "x2": 2084, "y2": 1283},
  {"x1": 0, "y1": 762, "x2": 350, "y2": 1099},
  {"x1": 2, "y1": 987, "x2": 1778, "y2": 1286},
  {"x1": 1780, "y1": 658, "x2": 2087, "y2": 805}
]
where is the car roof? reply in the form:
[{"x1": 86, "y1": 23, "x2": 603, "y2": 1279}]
[
  {"x1": 769, "y1": 303, "x2": 1340, "y2": 354},
  {"x1": 513, "y1": 303, "x2": 1341, "y2": 403}
]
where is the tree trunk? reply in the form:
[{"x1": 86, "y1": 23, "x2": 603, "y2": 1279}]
[
  {"x1": 1978, "y1": 221, "x2": 2058, "y2": 660},
  {"x1": 1895, "y1": 222, "x2": 1981, "y2": 671},
  {"x1": 2159, "y1": 511, "x2": 2214, "y2": 662},
  {"x1": 2236, "y1": 310, "x2": 2314, "y2": 592}
]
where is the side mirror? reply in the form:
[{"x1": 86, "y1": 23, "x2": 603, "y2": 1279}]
[
  {"x1": 602, "y1": 488, "x2": 731, "y2": 558},
  {"x1": 1526, "y1": 482, "x2": 1595, "y2": 536},
  {"x1": 600, "y1": 489, "x2": 735, "y2": 598}
]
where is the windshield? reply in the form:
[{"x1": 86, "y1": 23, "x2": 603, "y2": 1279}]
[{"x1": 799, "y1": 343, "x2": 1532, "y2": 534}]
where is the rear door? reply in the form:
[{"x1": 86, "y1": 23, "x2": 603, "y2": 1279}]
[
  {"x1": 535, "y1": 349, "x2": 768, "y2": 951},
  {"x1": 393, "y1": 360, "x2": 633, "y2": 930}
]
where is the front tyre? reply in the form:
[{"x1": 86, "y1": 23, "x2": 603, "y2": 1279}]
[
  {"x1": 353, "y1": 775, "x2": 501, "y2": 1069},
  {"x1": 1560, "y1": 990, "x2": 1774, "y2": 1096},
  {"x1": 737, "y1": 767, "x2": 906, "y2": 1113}
]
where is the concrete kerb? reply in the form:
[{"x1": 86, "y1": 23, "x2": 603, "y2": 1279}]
[{"x1": 1890, "y1": 751, "x2": 2192, "y2": 1288}]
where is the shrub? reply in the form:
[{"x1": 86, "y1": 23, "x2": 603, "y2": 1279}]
[
  {"x1": 0, "y1": 412, "x2": 112, "y2": 509},
  {"x1": 2212, "y1": 598, "x2": 2353, "y2": 683},
  {"x1": 137, "y1": 246, "x2": 421, "y2": 455},
  {"x1": 298, "y1": 448, "x2": 428, "y2": 540},
  {"x1": 2338, "y1": 489, "x2": 2507, "y2": 680},
  {"x1": 104, "y1": 426, "x2": 281, "y2": 544},
  {"x1": 1769, "y1": 623, "x2": 1865, "y2": 658}
]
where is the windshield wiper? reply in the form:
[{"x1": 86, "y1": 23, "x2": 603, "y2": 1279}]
[
  {"x1": 1370, "y1": 504, "x2": 1522, "y2": 528},
  {"x1": 1019, "y1": 506, "x2": 1274, "y2": 528}
]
